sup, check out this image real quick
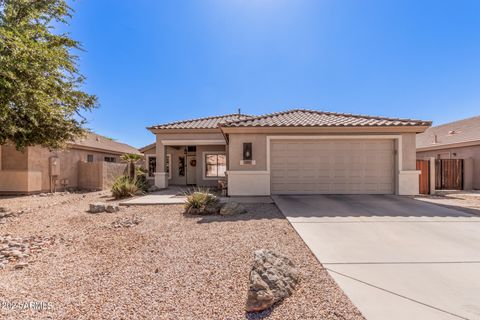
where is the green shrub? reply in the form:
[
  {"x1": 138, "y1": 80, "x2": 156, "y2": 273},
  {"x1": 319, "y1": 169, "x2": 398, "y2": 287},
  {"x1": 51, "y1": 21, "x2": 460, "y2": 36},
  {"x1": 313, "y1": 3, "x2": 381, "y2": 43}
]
[
  {"x1": 184, "y1": 187, "x2": 218, "y2": 210},
  {"x1": 135, "y1": 173, "x2": 149, "y2": 192},
  {"x1": 111, "y1": 176, "x2": 145, "y2": 199}
]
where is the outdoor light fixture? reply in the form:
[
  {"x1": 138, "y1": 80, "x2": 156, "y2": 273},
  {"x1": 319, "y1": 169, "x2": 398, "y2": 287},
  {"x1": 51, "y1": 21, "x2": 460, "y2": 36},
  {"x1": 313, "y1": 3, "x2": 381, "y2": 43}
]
[{"x1": 243, "y1": 142, "x2": 252, "y2": 160}]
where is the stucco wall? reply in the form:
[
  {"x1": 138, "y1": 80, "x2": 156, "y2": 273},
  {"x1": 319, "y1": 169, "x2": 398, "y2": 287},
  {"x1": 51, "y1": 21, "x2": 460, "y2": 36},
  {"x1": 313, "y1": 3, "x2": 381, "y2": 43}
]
[
  {"x1": 28, "y1": 146, "x2": 121, "y2": 191},
  {"x1": 228, "y1": 132, "x2": 418, "y2": 172},
  {"x1": 226, "y1": 131, "x2": 420, "y2": 195},
  {"x1": 417, "y1": 145, "x2": 480, "y2": 190},
  {"x1": 0, "y1": 144, "x2": 122, "y2": 193},
  {"x1": 1, "y1": 144, "x2": 28, "y2": 170}
]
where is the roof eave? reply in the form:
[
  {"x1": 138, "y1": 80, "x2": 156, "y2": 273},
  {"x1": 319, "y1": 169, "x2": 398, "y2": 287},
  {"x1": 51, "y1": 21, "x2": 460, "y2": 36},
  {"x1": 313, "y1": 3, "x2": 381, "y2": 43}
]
[
  {"x1": 417, "y1": 139, "x2": 480, "y2": 152},
  {"x1": 148, "y1": 127, "x2": 223, "y2": 134},
  {"x1": 220, "y1": 125, "x2": 431, "y2": 133}
]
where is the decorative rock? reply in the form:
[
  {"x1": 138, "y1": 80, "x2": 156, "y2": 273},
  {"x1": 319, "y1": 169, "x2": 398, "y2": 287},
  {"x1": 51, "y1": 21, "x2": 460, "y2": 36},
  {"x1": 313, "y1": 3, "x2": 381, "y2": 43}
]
[
  {"x1": 204, "y1": 203, "x2": 222, "y2": 215},
  {"x1": 105, "y1": 204, "x2": 120, "y2": 213},
  {"x1": 220, "y1": 202, "x2": 247, "y2": 216},
  {"x1": 14, "y1": 262, "x2": 28, "y2": 269},
  {"x1": 246, "y1": 249, "x2": 299, "y2": 313},
  {"x1": 0, "y1": 207, "x2": 8, "y2": 213},
  {"x1": 89, "y1": 203, "x2": 106, "y2": 213},
  {"x1": 111, "y1": 216, "x2": 142, "y2": 228},
  {"x1": 6, "y1": 250, "x2": 22, "y2": 258},
  {"x1": 0, "y1": 263, "x2": 4, "y2": 270}
]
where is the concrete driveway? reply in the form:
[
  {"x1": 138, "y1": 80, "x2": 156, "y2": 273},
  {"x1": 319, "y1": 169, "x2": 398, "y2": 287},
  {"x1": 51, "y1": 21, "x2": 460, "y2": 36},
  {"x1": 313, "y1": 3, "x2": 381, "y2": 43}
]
[{"x1": 272, "y1": 195, "x2": 480, "y2": 320}]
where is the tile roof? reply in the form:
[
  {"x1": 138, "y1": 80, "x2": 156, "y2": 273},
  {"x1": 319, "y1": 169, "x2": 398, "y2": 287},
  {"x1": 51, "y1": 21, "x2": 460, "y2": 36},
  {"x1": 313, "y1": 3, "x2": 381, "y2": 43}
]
[
  {"x1": 148, "y1": 114, "x2": 252, "y2": 130},
  {"x1": 70, "y1": 132, "x2": 140, "y2": 155},
  {"x1": 416, "y1": 115, "x2": 480, "y2": 149},
  {"x1": 221, "y1": 109, "x2": 431, "y2": 128}
]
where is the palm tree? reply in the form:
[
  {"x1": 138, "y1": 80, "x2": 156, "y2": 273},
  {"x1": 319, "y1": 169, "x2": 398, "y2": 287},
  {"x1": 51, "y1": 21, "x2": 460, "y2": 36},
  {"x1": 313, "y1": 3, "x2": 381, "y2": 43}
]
[{"x1": 121, "y1": 153, "x2": 143, "y2": 180}]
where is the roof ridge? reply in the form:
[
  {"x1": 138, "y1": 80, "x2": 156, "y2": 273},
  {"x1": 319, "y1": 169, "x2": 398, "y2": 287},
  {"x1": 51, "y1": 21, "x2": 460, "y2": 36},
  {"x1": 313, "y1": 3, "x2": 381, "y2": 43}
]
[
  {"x1": 148, "y1": 113, "x2": 253, "y2": 129},
  {"x1": 220, "y1": 108, "x2": 431, "y2": 126},
  {"x1": 427, "y1": 115, "x2": 480, "y2": 129}
]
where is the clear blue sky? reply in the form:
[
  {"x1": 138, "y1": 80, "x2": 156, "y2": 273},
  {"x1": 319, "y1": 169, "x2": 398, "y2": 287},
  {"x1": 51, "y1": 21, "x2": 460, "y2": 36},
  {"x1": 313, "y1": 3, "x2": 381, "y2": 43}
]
[{"x1": 65, "y1": 0, "x2": 480, "y2": 148}]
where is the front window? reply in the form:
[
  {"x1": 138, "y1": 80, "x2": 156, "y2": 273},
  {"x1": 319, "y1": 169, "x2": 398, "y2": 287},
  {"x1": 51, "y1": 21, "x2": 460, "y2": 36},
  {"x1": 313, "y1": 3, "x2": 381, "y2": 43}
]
[
  {"x1": 205, "y1": 153, "x2": 226, "y2": 178},
  {"x1": 148, "y1": 156, "x2": 156, "y2": 177},
  {"x1": 87, "y1": 154, "x2": 94, "y2": 162},
  {"x1": 104, "y1": 156, "x2": 116, "y2": 163},
  {"x1": 148, "y1": 155, "x2": 171, "y2": 179}
]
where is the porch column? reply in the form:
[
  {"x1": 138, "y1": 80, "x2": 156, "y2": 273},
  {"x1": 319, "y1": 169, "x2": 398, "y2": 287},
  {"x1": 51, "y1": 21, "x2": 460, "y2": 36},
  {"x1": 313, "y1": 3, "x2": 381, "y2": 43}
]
[
  {"x1": 154, "y1": 136, "x2": 168, "y2": 188},
  {"x1": 398, "y1": 133, "x2": 420, "y2": 195}
]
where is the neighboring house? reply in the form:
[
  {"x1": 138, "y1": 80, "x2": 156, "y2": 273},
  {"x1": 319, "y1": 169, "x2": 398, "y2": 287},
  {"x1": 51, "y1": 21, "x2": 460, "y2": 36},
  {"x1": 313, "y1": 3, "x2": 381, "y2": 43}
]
[
  {"x1": 0, "y1": 132, "x2": 140, "y2": 194},
  {"x1": 416, "y1": 116, "x2": 480, "y2": 190},
  {"x1": 144, "y1": 109, "x2": 430, "y2": 196}
]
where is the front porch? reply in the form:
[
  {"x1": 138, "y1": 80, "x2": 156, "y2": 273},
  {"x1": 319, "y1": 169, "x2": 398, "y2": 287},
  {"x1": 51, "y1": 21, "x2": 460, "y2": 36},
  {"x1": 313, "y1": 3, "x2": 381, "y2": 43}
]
[{"x1": 151, "y1": 142, "x2": 227, "y2": 189}]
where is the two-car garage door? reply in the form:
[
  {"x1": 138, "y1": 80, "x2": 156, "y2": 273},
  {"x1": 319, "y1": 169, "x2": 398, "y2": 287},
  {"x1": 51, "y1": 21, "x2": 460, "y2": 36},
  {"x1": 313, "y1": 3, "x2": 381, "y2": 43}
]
[{"x1": 270, "y1": 139, "x2": 395, "y2": 194}]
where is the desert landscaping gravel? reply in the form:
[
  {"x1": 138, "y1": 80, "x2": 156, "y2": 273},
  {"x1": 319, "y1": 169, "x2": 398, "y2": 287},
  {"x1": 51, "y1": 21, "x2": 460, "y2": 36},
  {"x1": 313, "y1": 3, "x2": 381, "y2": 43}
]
[{"x1": 0, "y1": 191, "x2": 364, "y2": 319}]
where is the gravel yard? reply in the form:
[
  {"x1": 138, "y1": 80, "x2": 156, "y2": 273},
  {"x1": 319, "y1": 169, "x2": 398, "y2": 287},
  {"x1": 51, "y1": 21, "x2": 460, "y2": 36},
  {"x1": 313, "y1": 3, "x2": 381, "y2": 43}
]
[
  {"x1": 0, "y1": 191, "x2": 364, "y2": 320},
  {"x1": 415, "y1": 191, "x2": 480, "y2": 216}
]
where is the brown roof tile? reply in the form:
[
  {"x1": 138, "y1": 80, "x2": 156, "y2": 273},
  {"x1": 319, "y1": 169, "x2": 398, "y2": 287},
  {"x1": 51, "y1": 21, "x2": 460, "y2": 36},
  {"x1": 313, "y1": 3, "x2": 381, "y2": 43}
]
[
  {"x1": 70, "y1": 132, "x2": 140, "y2": 155},
  {"x1": 148, "y1": 114, "x2": 252, "y2": 130},
  {"x1": 221, "y1": 109, "x2": 431, "y2": 128},
  {"x1": 416, "y1": 115, "x2": 480, "y2": 149}
]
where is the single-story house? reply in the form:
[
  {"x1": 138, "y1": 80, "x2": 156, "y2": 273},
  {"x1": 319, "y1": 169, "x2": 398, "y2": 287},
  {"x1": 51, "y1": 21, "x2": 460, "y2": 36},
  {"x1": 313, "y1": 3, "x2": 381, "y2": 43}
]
[
  {"x1": 143, "y1": 109, "x2": 430, "y2": 196},
  {"x1": 417, "y1": 115, "x2": 480, "y2": 190},
  {"x1": 0, "y1": 132, "x2": 140, "y2": 194}
]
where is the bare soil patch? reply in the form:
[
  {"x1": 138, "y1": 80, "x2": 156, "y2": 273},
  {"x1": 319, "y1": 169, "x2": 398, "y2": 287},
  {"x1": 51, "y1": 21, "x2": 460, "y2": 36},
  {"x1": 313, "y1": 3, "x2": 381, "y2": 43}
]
[{"x1": 0, "y1": 192, "x2": 363, "y2": 319}]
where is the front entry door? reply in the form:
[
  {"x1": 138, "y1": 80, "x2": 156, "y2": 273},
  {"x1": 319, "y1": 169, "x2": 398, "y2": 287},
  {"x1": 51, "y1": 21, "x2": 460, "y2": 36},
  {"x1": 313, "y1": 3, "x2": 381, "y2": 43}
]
[{"x1": 186, "y1": 155, "x2": 197, "y2": 185}]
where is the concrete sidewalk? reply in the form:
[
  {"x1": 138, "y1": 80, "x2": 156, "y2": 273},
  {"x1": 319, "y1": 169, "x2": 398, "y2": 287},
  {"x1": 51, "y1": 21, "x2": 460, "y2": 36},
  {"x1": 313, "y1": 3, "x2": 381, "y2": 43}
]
[{"x1": 273, "y1": 195, "x2": 480, "y2": 320}]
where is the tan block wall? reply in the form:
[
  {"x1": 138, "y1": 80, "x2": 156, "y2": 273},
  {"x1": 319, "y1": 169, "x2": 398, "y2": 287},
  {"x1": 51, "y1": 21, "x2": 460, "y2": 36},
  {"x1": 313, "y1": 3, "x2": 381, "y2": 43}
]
[
  {"x1": 78, "y1": 161, "x2": 103, "y2": 190},
  {"x1": 417, "y1": 145, "x2": 480, "y2": 190},
  {"x1": 103, "y1": 162, "x2": 127, "y2": 188},
  {"x1": 78, "y1": 161, "x2": 127, "y2": 190}
]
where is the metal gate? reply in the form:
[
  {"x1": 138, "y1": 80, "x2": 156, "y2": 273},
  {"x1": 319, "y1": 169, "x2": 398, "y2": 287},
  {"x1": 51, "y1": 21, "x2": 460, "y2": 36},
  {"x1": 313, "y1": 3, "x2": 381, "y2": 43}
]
[
  {"x1": 416, "y1": 160, "x2": 430, "y2": 194},
  {"x1": 435, "y1": 159, "x2": 464, "y2": 190}
]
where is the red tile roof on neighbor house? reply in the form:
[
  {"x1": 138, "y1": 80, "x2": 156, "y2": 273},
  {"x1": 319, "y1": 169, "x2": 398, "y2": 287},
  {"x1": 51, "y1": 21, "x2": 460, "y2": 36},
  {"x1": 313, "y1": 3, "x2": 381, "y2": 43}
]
[
  {"x1": 220, "y1": 109, "x2": 431, "y2": 128},
  {"x1": 416, "y1": 115, "x2": 480, "y2": 150},
  {"x1": 70, "y1": 132, "x2": 140, "y2": 155},
  {"x1": 148, "y1": 114, "x2": 252, "y2": 130}
]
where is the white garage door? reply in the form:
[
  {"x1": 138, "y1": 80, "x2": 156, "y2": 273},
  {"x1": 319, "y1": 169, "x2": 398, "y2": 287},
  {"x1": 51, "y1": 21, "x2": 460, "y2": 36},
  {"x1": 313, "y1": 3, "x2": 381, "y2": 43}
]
[{"x1": 270, "y1": 139, "x2": 395, "y2": 194}]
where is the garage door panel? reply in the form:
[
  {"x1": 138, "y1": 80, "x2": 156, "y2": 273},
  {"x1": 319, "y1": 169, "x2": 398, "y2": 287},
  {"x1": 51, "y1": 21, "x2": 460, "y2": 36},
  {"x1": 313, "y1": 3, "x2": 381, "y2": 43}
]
[{"x1": 271, "y1": 139, "x2": 395, "y2": 194}]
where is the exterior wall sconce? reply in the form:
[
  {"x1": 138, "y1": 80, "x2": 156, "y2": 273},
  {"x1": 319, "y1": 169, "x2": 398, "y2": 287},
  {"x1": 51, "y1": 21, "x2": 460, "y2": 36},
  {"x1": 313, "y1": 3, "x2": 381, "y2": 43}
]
[{"x1": 240, "y1": 142, "x2": 255, "y2": 165}]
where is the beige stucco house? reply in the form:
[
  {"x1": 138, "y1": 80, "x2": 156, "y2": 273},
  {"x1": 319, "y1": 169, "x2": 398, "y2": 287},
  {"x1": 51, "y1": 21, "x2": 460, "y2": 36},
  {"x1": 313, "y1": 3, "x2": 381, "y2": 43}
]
[
  {"x1": 0, "y1": 132, "x2": 140, "y2": 194},
  {"x1": 143, "y1": 109, "x2": 430, "y2": 196},
  {"x1": 417, "y1": 116, "x2": 480, "y2": 190}
]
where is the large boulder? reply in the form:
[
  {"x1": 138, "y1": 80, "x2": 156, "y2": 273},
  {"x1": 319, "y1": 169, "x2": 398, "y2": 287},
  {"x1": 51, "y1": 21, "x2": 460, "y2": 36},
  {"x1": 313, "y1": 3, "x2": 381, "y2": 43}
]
[
  {"x1": 89, "y1": 203, "x2": 106, "y2": 214},
  {"x1": 246, "y1": 249, "x2": 299, "y2": 312},
  {"x1": 220, "y1": 202, "x2": 247, "y2": 216}
]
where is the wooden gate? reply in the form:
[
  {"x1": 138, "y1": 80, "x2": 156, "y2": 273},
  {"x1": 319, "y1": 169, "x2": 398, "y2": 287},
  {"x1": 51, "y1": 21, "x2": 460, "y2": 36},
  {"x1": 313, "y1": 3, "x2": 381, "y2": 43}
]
[
  {"x1": 435, "y1": 159, "x2": 464, "y2": 190},
  {"x1": 416, "y1": 160, "x2": 430, "y2": 194}
]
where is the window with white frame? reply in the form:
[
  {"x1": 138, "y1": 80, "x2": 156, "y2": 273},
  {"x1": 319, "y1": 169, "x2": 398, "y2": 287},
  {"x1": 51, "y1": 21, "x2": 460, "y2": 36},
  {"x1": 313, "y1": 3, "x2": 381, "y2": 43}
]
[
  {"x1": 204, "y1": 153, "x2": 226, "y2": 178},
  {"x1": 147, "y1": 154, "x2": 171, "y2": 179}
]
